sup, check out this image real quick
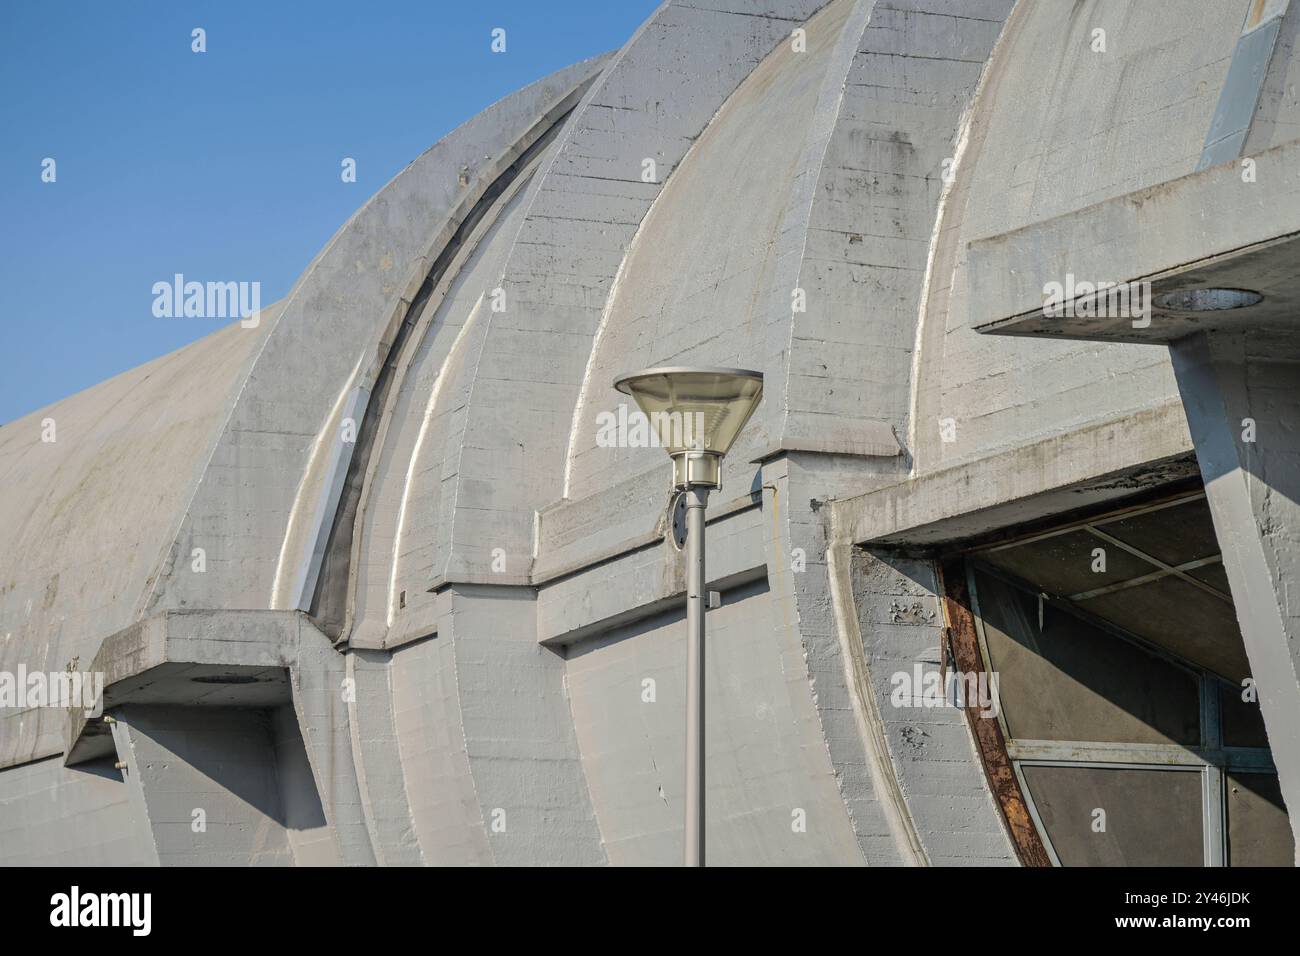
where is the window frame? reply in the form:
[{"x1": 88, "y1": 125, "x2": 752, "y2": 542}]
[{"x1": 937, "y1": 490, "x2": 1280, "y2": 868}]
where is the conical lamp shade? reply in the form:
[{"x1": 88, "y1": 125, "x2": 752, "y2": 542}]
[{"x1": 613, "y1": 367, "x2": 763, "y2": 456}]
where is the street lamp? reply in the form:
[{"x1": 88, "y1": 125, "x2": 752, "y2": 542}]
[{"x1": 613, "y1": 366, "x2": 764, "y2": 867}]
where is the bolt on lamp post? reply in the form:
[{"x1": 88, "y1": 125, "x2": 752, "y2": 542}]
[{"x1": 613, "y1": 366, "x2": 764, "y2": 867}]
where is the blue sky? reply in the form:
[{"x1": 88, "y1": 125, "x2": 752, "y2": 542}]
[{"x1": 0, "y1": 0, "x2": 654, "y2": 424}]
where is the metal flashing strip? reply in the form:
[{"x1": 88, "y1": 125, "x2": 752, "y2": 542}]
[
  {"x1": 292, "y1": 384, "x2": 371, "y2": 612},
  {"x1": 1197, "y1": 0, "x2": 1291, "y2": 170}
]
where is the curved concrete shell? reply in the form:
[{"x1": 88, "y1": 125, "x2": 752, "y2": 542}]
[{"x1": 4, "y1": 0, "x2": 1300, "y2": 866}]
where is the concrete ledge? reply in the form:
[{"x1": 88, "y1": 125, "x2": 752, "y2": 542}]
[
  {"x1": 533, "y1": 474, "x2": 760, "y2": 586},
  {"x1": 834, "y1": 402, "x2": 1198, "y2": 547},
  {"x1": 969, "y1": 137, "x2": 1300, "y2": 344},
  {"x1": 752, "y1": 414, "x2": 903, "y2": 462},
  {"x1": 64, "y1": 610, "x2": 317, "y2": 767},
  {"x1": 537, "y1": 503, "x2": 768, "y2": 646}
]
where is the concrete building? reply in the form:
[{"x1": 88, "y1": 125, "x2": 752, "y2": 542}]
[{"x1": 2, "y1": 0, "x2": 1298, "y2": 866}]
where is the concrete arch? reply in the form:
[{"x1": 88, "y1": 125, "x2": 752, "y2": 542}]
[
  {"x1": 567, "y1": 0, "x2": 856, "y2": 502},
  {"x1": 0, "y1": 315, "x2": 274, "y2": 766},
  {"x1": 909, "y1": 0, "x2": 1249, "y2": 476},
  {"x1": 435, "y1": 0, "x2": 834, "y2": 586},
  {"x1": 135, "y1": 56, "x2": 608, "y2": 622}
]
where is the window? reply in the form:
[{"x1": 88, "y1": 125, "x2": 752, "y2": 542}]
[{"x1": 963, "y1": 492, "x2": 1292, "y2": 866}]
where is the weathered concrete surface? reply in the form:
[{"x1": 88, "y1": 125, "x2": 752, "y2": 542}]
[
  {"x1": 752, "y1": 0, "x2": 1016, "y2": 864},
  {"x1": 569, "y1": 0, "x2": 854, "y2": 500},
  {"x1": 0, "y1": 756, "x2": 155, "y2": 866},
  {"x1": 1171, "y1": 331, "x2": 1300, "y2": 860},
  {"x1": 763, "y1": 0, "x2": 1012, "y2": 452},
  {"x1": 0, "y1": 315, "x2": 274, "y2": 765},
  {"x1": 910, "y1": 0, "x2": 1246, "y2": 478},
  {"x1": 349, "y1": 162, "x2": 541, "y2": 651},
  {"x1": 417, "y1": 585, "x2": 605, "y2": 865},
  {"x1": 6, "y1": 0, "x2": 1300, "y2": 867},
  {"x1": 109, "y1": 703, "x2": 323, "y2": 867},
  {"x1": 565, "y1": 577, "x2": 861, "y2": 865},
  {"x1": 969, "y1": 138, "x2": 1300, "y2": 343},
  {"x1": 439, "y1": 0, "x2": 836, "y2": 585},
  {"x1": 389, "y1": 627, "x2": 493, "y2": 865},
  {"x1": 848, "y1": 549, "x2": 1015, "y2": 864}
]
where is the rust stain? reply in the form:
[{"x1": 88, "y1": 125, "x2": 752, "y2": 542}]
[{"x1": 938, "y1": 559, "x2": 1052, "y2": 868}]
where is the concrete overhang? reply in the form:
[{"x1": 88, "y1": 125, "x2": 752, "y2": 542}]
[
  {"x1": 968, "y1": 137, "x2": 1300, "y2": 345},
  {"x1": 833, "y1": 402, "x2": 1198, "y2": 550},
  {"x1": 63, "y1": 609, "x2": 315, "y2": 767}
]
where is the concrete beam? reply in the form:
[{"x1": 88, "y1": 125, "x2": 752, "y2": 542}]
[
  {"x1": 62, "y1": 608, "x2": 393, "y2": 866},
  {"x1": 532, "y1": 475, "x2": 760, "y2": 587},
  {"x1": 835, "y1": 401, "x2": 1197, "y2": 548},
  {"x1": 1170, "y1": 330, "x2": 1300, "y2": 860},
  {"x1": 969, "y1": 137, "x2": 1300, "y2": 344}
]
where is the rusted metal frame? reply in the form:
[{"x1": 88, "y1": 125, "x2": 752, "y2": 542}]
[{"x1": 936, "y1": 557, "x2": 1052, "y2": 867}]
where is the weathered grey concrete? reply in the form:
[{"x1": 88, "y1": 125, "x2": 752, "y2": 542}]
[
  {"x1": 5, "y1": 0, "x2": 1299, "y2": 867},
  {"x1": 848, "y1": 549, "x2": 1014, "y2": 864},
  {"x1": 389, "y1": 629, "x2": 493, "y2": 865},
  {"x1": 968, "y1": 138, "x2": 1300, "y2": 343},
  {"x1": 441, "y1": 0, "x2": 836, "y2": 585},
  {"x1": 1171, "y1": 331, "x2": 1300, "y2": 860},
  {"x1": 428, "y1": 585, "x2": 605, "y2": 865},
  {"x1": 569, "y1": 0, "x2": 855, "y2": 500},
  {"x1": 110, "y1": 704, "x2": 307, "y2": 867},
  {"x1": 0, "y1": 757, "x2": 154, "y2": 866},
  {"x1": 0, "y1": 315, "x2": 275, "y2": 766},
  {"x1": 565, "y1": 577, "x2": 860, "y2": 865}
]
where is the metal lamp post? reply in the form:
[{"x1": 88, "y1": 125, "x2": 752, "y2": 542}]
[{"x1": 613, "y1": 366, "x2": 764, "y2": 867}]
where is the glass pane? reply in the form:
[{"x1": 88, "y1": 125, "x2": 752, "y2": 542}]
[
  {"x1": 1093, "y1": 498, "x2": 1220, "y2": 566},
  {"x1": 1021, "y1": 765, "x2": 1204, "y2": 866},
  {"x1": 1187, "y1": 561, "x2": 1231, "y2": 594},
  {"x1": 981, "y1": 530, "x2": 1155, "y2": 598},
  {"x1": 1076, "y1": 576, "x2": 1249, "y2": 683},
  {"x1": 1220, "y1": 681, "x2": 1269, "y2": 748},
  {"x1": 974, "y1": 568, "x2": 1200, "y2": 745},
  {"x1": 1227, "y1": 773, "x2": 1294, "y2": 866}
]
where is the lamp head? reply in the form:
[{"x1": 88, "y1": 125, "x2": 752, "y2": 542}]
[{"x1": 613, "y1": 366, "x2": 763, "y2": 490}]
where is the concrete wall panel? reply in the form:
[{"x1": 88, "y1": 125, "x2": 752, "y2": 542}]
[
  {"x1": 566, "y1": 578, "x2": 862, "y2": 865},
  {"x1": 0, "y1": 757, "x2": 155, "y2": 866},
  {"x1": 439, "y1": 0, "x2": 835, "y2": 584},
  {"x1": 0, "y1": 319, "x2": 271, "y2": 764}
]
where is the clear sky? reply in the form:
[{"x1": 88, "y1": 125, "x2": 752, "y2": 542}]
[{"x1": 0, "y1": 0, "x2": 654, "y2": 425}]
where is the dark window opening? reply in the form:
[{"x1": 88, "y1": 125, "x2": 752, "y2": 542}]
[{"x1": 956, "y1": 490, "x2": 1292, "y2": 867}]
